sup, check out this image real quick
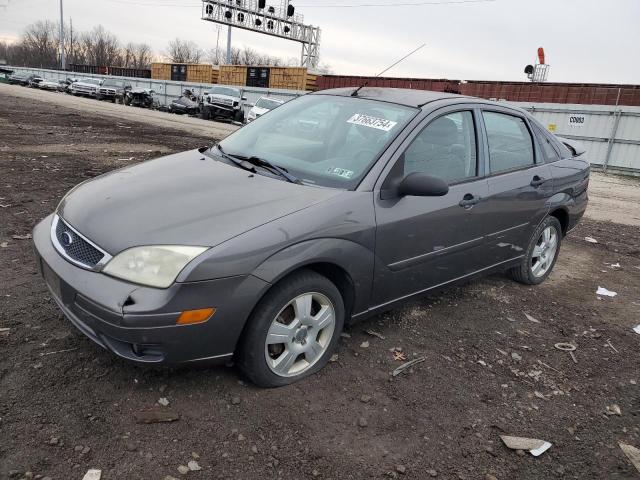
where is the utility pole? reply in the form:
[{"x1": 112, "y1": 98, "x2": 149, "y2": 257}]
[
  {"x1": 59, "y1": 0, "x2": 65, "y2": 70},
  {"x1": 226, "y1": 25, "x2": 231, "y2": 64}
]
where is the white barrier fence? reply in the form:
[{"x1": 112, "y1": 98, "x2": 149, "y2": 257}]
[
  {"x1": 6, "y1": 66, "x2": 640, "y2": 175},
  {"x1": 6, "y1": 66, "x2": 307, "y2": 118},
  {"x1": 514, "y1": 102, "x2": 640, "y2": 176}
]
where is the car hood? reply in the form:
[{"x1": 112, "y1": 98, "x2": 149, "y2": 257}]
[
  {"x1": 57, "y1": 149, "x2": 341, "y2": 254},
  {"x1": 74, "y1": 82, "x2": 99, "y2": 88}
]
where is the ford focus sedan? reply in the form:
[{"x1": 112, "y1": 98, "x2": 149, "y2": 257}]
[{"x1": 33, "y1": 88, "x2": 589, "y2": 387}]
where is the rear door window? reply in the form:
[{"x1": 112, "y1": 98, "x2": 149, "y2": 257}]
[{"x1": 483, "y1": 111, "x2": 535, "y2": 173}]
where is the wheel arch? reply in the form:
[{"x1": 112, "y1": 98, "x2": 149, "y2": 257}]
[
  {"x1": 549, "y1": 207, "x2": 569, "y2": 236},
  {"x1": 250, "y1": 238, "x2": 374, "y2": 321}
]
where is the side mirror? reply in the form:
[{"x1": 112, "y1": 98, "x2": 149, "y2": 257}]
[
  {"x1": 241, "y1": 96, "x2": 248, "y2": 101},
  {"x1": 397, "y1": 172, "x2": 449, "y2": 197}
]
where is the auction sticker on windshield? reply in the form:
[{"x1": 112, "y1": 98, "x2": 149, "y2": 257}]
[
  {"x1": 347, "y1": 114, "x2": 397, "y2": 132},
  {"x1": 327, "y1": 167, "x2": 354, "y2": 179}
]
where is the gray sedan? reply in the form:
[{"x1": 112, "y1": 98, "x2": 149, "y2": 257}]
[{"x1": 33, "y1": 88, "x2": 589, "y2": 387}]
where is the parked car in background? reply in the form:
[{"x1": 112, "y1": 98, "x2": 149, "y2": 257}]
[
  {"x1": 27, "y1": 75, "x2": 44, "y2": 88},
  {"x1": 60, "y1": 78, "x2": 78, "y2": 93},
  {"x1": 33, "y1": 88, "x2": 589, "y2": 387},
  {"x1": 97, "y1": 78, "x2": 130, "y2": 103},
  {"x1": 123, "y1": 88, "x2": 157, "y2": 108},
  {"x1": 38, "y1": 79, "x2": 62, "y2": 91},
  {"x1": 247, "y1": 96, "x2": 284, "y2": 122},
  {"x1": 169, "y1": 89, "x2": 201, "y2": 115},
  {"x1": 70, "y1": 78, "x2": 102, "y2": 97},
  {"x1": 8, "y1": 73, "x2": 37, "y2": 86},
  {"x1": 200, "y1": 86, "x2": 246, "y2": 122}
]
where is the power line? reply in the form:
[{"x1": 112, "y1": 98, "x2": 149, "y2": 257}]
[{"x1": 298, "y1": 0, "x2": 496, "y2": 7}]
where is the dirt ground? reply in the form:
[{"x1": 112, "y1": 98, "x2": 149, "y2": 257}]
[{"x1": 1, "y1": 89, "x2": 639, "y2": 480}]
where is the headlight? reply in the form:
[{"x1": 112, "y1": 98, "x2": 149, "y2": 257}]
[{"x1": 102, "y1": 245, "x2": 208, "y2": 288}]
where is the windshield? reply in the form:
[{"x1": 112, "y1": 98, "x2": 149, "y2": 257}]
[
  {"x1": 217, "y1": 94, "x2": 417, "y2": 189},
  {"x1": 81, "y1": 78, "x2": 102, "y2": 85},
  {"x1": 256, "y1": 98, "x2": 283, "y2": 110},
  {"x1": 207, "y1": 86, "x2": 241, "y2": 98},
  {"x1": 103, "y1": 80, "x2": 124, "y2": 87}
]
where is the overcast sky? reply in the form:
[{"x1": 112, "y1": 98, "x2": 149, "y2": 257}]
[{"x1": 1, "y1": 0, "x2": 639, "y2": 83}]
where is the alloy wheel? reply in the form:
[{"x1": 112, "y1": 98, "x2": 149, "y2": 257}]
[
  {"x1": 264, "y1": 292, "x2": 336, "y2": 377},
  {"x1": 531, "y1": 226, "x2": 559, "y2": 278}
]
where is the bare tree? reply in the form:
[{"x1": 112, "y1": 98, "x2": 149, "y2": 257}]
[
  {"x1": 80, "y1": 26, "x2": 121, "y2": 66},
  {"x1": 167, "y1": 38, "x2": 203, "y2": 63},
  {"x1": 21, "y1": 20, "x2": 59, "y2": 68},
  {"x1": 132, "y1": 43, "x2": 153, "y2": 69}
]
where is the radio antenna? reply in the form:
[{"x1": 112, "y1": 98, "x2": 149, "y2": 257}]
[{"x1": 351, "y1": 43, "x2": 426, "y2": 97}]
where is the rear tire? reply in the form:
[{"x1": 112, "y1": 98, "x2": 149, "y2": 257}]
[
  {"x1": 237, "y1": 270, "x2": 344, "y2": 387},
  {"x1": 508, "y1": 216, "x2": 562, "y2": 285}
]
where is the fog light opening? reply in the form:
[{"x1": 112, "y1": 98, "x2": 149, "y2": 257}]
[{"x1": 177, "y1": 308, "x2": 216, "y2": 325}]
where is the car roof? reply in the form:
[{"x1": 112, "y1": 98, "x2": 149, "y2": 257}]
[
  {"x1": 311, "y1": 87, "x2": 526, "y2": 112},
  {"x1": 312, "y1": 87, "x2": 467, "y2": 108}
]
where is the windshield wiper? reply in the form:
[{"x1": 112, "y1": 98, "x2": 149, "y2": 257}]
[
  {"x1": 214, "y1": 144, "x2": 257, "y2": 174},
  {"x1": 215, "y1": 145, "x2": 300, "y2": 184}
]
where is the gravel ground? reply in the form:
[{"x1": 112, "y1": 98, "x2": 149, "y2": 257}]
[{"x1": 1, "y1": 90, "x2": 639, "y2": 480}]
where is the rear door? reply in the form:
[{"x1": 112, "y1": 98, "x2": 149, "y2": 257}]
[
  {"x1": 480, "y1": 108, "x2": 553, "y2": 265},
  {"x1": 372, "y1": 106, "x2": 491, "y2": 306}
]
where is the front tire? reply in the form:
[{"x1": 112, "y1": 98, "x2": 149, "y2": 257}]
[
  {"x1": 237, "y1": 270, "x2": 344, "y2": 387},
  {"x1": 508, "y1": 216, "x2": 562, "y2": 285}
]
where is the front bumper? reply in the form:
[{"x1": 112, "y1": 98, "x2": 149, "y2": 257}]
[{"x1": 33, "y1": 214, "x2": 269, "y2": 364}]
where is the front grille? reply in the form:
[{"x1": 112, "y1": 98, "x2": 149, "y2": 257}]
[
  {"x1": 54, "y1": 217, "x2": 105, "y2": 268},
  {"x1": 99, "y1": 88, "x2": 116, "y2": 95},
  {"x1": 209, "y1": 97, "x2": 233, "y2": 106}
]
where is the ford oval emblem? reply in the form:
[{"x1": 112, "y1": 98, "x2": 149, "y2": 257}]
[{"x1": 61, "y1": 231, "x2": 74, "y2": 247}]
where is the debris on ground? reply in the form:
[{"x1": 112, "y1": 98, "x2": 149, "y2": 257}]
[
  {"x1": 134, "y1": 410, "x2": 180, "y2": 424},
  {"x1": 39, "y1": 347, "x2": 78, "y2": 356},
  {"x1": 393, "y1": 350, "x2": 407, "y2": 361},
  {"x1": 524, "y1": 313, "x2": 540, "y2": 323},
  {"x1": 584, "y1": 236, "x2": 598, "y2": 243},
  {"x1": 187, "y1": 460, "x2": 201, "y2": 471},
  {"x1": 81, "y1": 469, "x2": 101, "y2": 480},
  {"x1": 619, "y1": 443, "x2": 640, "y2": 473},
  {"x1": 329, "y1": 353, "x2": 339, "y2": 362},
  {"x1": 0, "y1": 242, "x2": 7, "y2": 248},
  {"x1": 596, "y1": 286, "x2": 617, "y2": 297},
  {"x1": 11, "y1": 234, "x2": 32, "y2": 240},
  {"x1": 0, "y1": 327, "x2": 10, "y2": 335},
  {"x1": 365, "y1": 329, "x2": 386, "y2": 340},
  {"x1": 360, "y1": 341, "x2": 370, "y2": 348},
  {"x1": 392, "y1": 356, "x2": 427, "y2": 377},
  {"x1": 158, "y1": 397, "x2": 170, "y2": 407},
  {"x1": 633, "y1": 325, "x2": 640, "y2": 335},
  {"x1": 177, "y1": 465, "x2": 190, "y2": 475},
  {"x1": 554, "y1": 342, "x2": 578, "y2": 363},
  {"x1": 605, "y1": 404, "x2": 622, "y2": 416},
  {"x1": 500, "y1": 435, "x2": 552, "y2": 457},
  {"x1": 608, "y1": 262, "x2": 621, "y2": 268}
]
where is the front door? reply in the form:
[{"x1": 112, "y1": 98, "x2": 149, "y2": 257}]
[
  {"x1": 372, "y1": 108, "x2": 491, "y2": 307},
  {"x1": 479, "y1": 109, "x2": 554, "y2": 265}
]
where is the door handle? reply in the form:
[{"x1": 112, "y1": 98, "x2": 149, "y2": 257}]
[
  {"x1": 530, "y1": 176, "x2": 547, "y2": 188},
  {"x1": 459, "y1": 194, "x2": 480, "y2": 208}
]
